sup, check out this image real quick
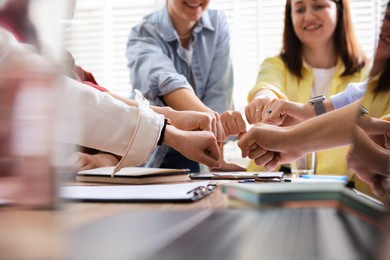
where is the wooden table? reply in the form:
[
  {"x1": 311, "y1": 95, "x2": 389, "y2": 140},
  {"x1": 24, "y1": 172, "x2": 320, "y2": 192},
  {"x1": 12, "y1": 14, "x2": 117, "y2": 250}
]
[{"x1": 0, "y1": 181, "x2": 230, "y2": 260}]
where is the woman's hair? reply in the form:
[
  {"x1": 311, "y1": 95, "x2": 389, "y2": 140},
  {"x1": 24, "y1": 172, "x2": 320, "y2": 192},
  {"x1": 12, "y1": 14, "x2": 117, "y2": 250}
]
[
  {"x1": 280, "y1": 0, "x2": 367, "y2": 78},
  {"x1": 374, "y1": 1, "x2": 390, "y2": 92},
  {"x1": 375, "y1": 60, "x2": 390, "y2": 92}
]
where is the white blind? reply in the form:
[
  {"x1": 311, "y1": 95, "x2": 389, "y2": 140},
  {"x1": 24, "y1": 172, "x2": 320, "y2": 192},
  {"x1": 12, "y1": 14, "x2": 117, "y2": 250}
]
[{"x1": 63, "y1": 0, "x2": 387, "y2": 109}]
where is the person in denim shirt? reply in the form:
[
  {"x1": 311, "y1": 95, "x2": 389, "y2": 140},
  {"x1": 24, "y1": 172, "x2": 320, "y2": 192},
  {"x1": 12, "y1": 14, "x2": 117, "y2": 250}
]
[{"x1": 126, "y1": 0, "x2": 234, "y2": 172}]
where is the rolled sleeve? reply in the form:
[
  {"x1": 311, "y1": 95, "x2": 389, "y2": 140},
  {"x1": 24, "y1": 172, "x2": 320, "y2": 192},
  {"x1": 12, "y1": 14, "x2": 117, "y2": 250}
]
[
  {"x1": 330, "y1": 81, "x2": 367, "y2": 109},
  {"x1": 247, "y1": 57, "x2": 289, "y2": 102},
  {"x1": 59, "y1": 77, "x2": 164, "y2": 172},
  {"x1": 127, "y1": 26, "x2": 194, "y2": 106},
  {"x1": 114, "y1": 103, "x2": 164, "y2": 173}
]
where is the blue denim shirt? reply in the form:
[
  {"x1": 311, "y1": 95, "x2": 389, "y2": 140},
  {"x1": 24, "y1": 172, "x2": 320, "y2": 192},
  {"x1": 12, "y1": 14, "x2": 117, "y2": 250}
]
[
  {"x1": 126, "y1": 6, "x2": 234, "y2": 169},
  {"x1": 126, "y1": 6, "x2": 233, "y2": 114}
]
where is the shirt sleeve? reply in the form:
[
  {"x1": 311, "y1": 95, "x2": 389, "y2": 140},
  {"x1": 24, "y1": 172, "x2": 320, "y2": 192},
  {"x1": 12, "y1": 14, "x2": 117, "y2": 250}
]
[
  {"x1": 330, "y1": 81, "x2": 367, "y2": 109},
  {"x1": 59, "y1": 77, "x2": 164, "y2": 170},
  {"x1": 201, "y1": 12, "x2": 233, "y2": 113},
  {"x1": 126, "y1": 23, "x2": 194, "y2": 105},
  {"x1": 247, "y1": 56, "x2": 289, "y2": 103}
]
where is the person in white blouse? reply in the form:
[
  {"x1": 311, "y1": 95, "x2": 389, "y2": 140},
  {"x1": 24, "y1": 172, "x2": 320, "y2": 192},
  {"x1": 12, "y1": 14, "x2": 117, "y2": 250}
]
[{"x1": 0, "y1": 27, "x2": 222, "y2": 175}]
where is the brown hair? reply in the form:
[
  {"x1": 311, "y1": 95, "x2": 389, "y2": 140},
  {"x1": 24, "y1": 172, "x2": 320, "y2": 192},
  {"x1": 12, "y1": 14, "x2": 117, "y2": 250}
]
[{"x1": 280, "y1": 0, "x2": 366, "y2": 78}]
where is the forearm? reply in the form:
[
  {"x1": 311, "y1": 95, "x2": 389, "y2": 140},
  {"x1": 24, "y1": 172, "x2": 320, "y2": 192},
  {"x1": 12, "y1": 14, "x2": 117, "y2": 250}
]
[
  {"x1": 252, "y1": 89, "x2": 279, "y2": 101},
  {"x1": 163, "y1": 88, "x2": 212, "y2": 112},
  {"x1": 292, "y1": 102, "x2": 360, "y2": 153}
]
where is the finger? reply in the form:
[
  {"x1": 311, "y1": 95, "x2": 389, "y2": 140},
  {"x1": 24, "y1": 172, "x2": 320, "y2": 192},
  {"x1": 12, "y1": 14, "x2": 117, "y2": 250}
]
[
  {"x1": 255, "y1": 107, "x2": 263, "y2": 123},
  {"x1": 245, "y1": 104, "x2": 256, "y2": 124},
  {"x1": 237, "y1": 138, "x2": 252, "y2": 158},
  {"x1": 237, "y1": 131, "x2": 247, "y2": 140},
  {"x1": 225, "y1": 118, "x2": 237, "y2": 136},
  {"x1": 372, "y1": 176, "x2": 386, "y2": 197},
  {"x1": 250, "y1": 143, "x2": 258, "y2": 150},
  {"x1": 253, "y1": 150, "x2": 274, "y2": 166},
  {"x1": 201, "y1": 142, "x2": 222, "y2": 168},
  {"x1": 248, "y1": 147, "x2": 268, "y2": 160},
  {"x1": 265, "y1": 153, "x2": 280, "y2": 171}
]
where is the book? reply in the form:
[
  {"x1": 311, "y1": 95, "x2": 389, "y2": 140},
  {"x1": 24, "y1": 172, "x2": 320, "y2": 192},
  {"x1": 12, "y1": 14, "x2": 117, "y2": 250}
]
[
  {"x1": 222, "y1": 182, "x2": 388, "y2": 221},
  {"x1": 76, "y1": 166, "x2": 190, "y2": 185}
]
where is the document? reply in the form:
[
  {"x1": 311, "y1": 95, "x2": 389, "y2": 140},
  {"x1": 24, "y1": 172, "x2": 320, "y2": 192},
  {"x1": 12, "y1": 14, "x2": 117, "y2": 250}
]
[{"x1": 60, "y1": 181, "x2": 215, "y2": 202}]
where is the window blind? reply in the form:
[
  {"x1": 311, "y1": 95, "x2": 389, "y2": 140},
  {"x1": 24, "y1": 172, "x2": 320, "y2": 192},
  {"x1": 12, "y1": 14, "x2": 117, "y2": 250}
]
[{"x1": 63, "y1": 0, "x2": 386, "y2": 110}]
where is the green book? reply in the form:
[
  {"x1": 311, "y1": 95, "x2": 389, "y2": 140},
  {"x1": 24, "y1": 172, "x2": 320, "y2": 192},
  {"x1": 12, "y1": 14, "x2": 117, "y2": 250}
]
[{"x1": 222, "y1": 182, "x2": 387, "y2": 219}]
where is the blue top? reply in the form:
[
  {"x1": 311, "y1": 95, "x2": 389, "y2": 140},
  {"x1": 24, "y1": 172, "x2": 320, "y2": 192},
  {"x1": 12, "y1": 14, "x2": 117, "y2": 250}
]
[
  {"x1": 126, "y1": 6, "x2": 234, "y2": 114},
  {"x1": 330, "y1": 80, "x2": 367, "y2": 109}
]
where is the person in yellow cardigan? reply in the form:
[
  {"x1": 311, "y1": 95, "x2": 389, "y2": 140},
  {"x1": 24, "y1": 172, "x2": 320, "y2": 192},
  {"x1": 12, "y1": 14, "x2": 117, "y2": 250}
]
[{"x1": 245, "y1": 0, "x2": 368, "y2": 175}]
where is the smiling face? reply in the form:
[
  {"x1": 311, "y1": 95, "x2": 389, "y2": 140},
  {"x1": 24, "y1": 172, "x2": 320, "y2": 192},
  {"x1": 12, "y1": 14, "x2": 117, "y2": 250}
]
[
  {"x1": 290, "y1": 0, "x2": 338, "y2": 49},
  {"x1": 167, "y1": 0, "x2": 210, "y2": 28}
]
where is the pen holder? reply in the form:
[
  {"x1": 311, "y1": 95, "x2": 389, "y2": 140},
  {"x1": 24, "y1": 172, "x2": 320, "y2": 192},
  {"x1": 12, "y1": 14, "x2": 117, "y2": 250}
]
[{"x1": 290, "y1": 152, "x2": 316, "y2": 178}]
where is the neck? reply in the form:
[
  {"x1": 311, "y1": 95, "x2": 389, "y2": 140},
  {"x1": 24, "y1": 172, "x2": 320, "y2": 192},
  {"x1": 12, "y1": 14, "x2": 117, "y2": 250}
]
[{"x1": 303, "y1": 44, "x2": 337, "y2": 69}]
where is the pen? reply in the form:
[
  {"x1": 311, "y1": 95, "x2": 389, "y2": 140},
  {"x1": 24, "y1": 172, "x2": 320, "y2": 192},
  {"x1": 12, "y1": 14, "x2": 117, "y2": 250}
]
[{"x1": 300, "y1": 175, "x2": 347, "y2": 181}]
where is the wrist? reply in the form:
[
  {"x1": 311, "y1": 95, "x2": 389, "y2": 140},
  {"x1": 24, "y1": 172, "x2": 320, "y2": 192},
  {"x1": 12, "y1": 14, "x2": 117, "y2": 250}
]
[
  {"x1": 157, "y1": 119, "x2": 171, "y2": 146},
  {"x1": 162, "y1": 125, "x2": 181, "y2": 148},
  {"x1": 302, "y1": 103, "x2": 316, "y2": 120}
]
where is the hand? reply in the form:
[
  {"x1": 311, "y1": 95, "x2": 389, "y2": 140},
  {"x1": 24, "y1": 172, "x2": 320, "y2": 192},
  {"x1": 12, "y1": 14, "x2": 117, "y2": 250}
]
[
  {"x1": 260, "y1": 99, "x2": 312, "y2": 126},
  {"x1": 164, "y1": 125, "x2": 221, "y2": 168},
  {"x1": 346, "y1": 127, "x2": 390, "y2": 197},
  {"x1": 245, "y1": 96, "x2": 273, "y2": 124},
  {"x1": 169, "y1": 110, "x2": 226, "y2": 143},
  {"x1": 358, "y1": 116, "x2": 390, "y2": 149},
  {"x1": 72, "y1": 152, "x2": 120, "y2": 171},
  {"x1": 238, "y1": 123, "x2": 306, "y2": 170},
  {"x1": 220, "y1": 110, "x2": 247, "y2": 138},
  {"x1": 209, "y1": 142, "x2": 246, "y2": 172}
]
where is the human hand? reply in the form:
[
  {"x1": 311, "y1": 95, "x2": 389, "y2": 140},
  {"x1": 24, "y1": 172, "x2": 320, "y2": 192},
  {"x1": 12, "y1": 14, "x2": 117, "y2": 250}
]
[
  {"x1": 260, "y1": 99, "x2": 313, "y2": 126},
  {"x1": 246, "y1": 97, "x2": 312, "y2": 126},
  {"x1": 245, "y1": 96, "x2": 274, "y2": 124},
  {"x1": 220, "y1": 110, "x2": 247, "y2": 138},
  {"x1": 358, "y1": 116, "x2": 390, "y2": 149},
  {"x1": 169, "y1": 110, "x2": 226, "y2": 143},
  {"x1": 72, "y1": 152, "x2": 120, "y2": 172},
  {"x1": 346, "y1": 127, "x2": 389, "y2": 197},
  {"x1": 237, "y1": 123, "x2": 306, "y2": 170},
  {"x1": 209, "y1": 142, "x2": 246, "y2": 172},
  {"x1": 164, "y1": 126, "x2": 221, "y2": 168}
]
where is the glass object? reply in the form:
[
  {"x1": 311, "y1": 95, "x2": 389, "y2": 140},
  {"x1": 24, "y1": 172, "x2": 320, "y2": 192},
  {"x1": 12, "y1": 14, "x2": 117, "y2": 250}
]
[{"x1": 290, "y1": 152, "x2": 315, "y2": 178}]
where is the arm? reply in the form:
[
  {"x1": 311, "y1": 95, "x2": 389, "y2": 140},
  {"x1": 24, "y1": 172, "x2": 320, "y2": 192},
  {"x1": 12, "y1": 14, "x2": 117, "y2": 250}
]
[
  {"x1": 238, "y1": 102, "x2": 361, "y2": 170},
  {"x1": 245, "y1": 57, "x2": 289, "y2": 124},
  {"x1": 126, "y1": 23, "x2": 195, "y2": 108},
  {"x1": 347, "y1": 126, "x2": 389, "y2": 197},
  {"x1": 163, "y1": 125, "x2": 221, "y2": 168},
  {"x1": 59, "y1": 77, "x2": 164, "y2": 169}
]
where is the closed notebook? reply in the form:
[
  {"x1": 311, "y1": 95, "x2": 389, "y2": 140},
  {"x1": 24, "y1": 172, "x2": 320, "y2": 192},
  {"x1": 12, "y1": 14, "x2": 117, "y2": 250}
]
[
  {"x1": 76, "y1": 166, "x2": 190, "y2": 185},
  {"x1": 222, "y1": 182, "x2": 388, "y2": 220}
]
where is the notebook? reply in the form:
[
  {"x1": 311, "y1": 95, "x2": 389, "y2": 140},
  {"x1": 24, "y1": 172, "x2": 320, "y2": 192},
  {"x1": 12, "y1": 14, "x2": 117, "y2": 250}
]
[
  {"x1": 221, "y1": 182, "x2": 388, "y2": 221},
  {"x1": 76, "y1": 166, "x2": 190, "y2": 185}
]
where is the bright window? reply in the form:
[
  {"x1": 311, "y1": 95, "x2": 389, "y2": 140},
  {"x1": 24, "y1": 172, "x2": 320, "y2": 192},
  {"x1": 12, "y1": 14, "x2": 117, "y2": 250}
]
[{"x1": 64, "y1": 0, "x2": 388, "y2": 112}]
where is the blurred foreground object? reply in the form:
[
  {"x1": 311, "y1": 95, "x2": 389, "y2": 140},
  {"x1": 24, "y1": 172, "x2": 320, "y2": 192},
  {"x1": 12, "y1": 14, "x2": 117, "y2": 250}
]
[{"x1": 0, "y1": 27, "x2": 58, "y2": 208}]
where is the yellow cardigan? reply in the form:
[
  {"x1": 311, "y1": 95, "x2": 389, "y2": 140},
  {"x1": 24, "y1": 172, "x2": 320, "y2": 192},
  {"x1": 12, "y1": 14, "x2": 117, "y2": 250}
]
[
  {"x1": 247, "y1": 55, "x2": 369, "y2": 176},
  {"x1": 356, "y1": 76, "x2": 390, "y2": 203}
]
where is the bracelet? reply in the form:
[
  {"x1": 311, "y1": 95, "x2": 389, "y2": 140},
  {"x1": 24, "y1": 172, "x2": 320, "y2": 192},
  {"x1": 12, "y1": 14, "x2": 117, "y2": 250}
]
[{"x1": 157, "y1": 119, "x2": 169, "y2": 146}]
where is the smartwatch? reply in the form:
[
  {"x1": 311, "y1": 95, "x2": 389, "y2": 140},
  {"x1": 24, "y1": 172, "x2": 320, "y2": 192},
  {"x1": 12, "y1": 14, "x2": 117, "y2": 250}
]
[{"x1": 309, "y1": 95, "x2": 326, "y2": 116}]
